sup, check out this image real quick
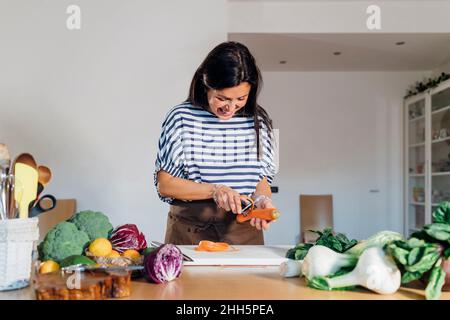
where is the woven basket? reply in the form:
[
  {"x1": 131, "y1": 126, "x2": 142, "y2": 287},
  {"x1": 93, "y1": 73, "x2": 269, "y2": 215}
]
[{"x1": 0, "y1": 218, "x2": 39, "y2": 291}]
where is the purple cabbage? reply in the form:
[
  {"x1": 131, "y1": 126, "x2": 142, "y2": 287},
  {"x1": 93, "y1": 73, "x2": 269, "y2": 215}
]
[
  {"x1": 109, "y1": 224, "x2": 147, "y2": 253},
  {"x1": 144, "y1": 244, "x2": 183, "y2": 284}
]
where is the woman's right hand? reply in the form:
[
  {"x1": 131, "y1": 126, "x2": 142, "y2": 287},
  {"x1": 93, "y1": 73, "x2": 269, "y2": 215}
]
[{"x1": 212, "y1": 184, "x2": 247, "y2": 214}]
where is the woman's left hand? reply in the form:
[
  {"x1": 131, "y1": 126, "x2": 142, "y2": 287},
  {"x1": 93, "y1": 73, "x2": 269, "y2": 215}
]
[{"x1": 250, "y1": 198, "x2": 275, "y2": 231}]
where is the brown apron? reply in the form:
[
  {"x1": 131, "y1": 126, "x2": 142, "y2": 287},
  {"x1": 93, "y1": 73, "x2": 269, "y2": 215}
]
[{"x1": 164, "y1": 199, "x2": 264, "y2": 245}]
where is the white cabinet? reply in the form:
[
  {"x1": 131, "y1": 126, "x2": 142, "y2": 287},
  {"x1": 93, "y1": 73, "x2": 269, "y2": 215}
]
[{"x1": 404, "y1": 79, "x2": 450, "y2": 236}]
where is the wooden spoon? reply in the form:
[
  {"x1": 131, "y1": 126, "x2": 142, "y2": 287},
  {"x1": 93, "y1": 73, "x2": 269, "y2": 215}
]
[
  {"x1": 13, "y1": 153, "x2": 38, "y2": 219},
  {"x1": 32, "y1": 165, "x2": 52, "y2": 207},
  {"x1": 38, "y1": 165, "x2": 52, "y2": 186}
]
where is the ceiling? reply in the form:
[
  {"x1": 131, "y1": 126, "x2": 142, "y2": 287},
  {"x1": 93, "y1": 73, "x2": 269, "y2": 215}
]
[{"x1": 227, "y1": 33, "x2": 450, "y2": 71}]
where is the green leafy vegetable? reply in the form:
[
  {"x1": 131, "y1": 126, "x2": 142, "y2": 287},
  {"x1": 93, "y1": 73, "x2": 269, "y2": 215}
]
[
  {"x1": 286, "y1": 243, "x2": 313, "y2": 260},
  {"x1": 286, "y1": 228, "x2": 357, "y2": 260},
  {"x1": 401, "y1": 271, "x2": 423, "y2": 284},
  {"x1": 425, "y1": 261, "x2": 446, "y2": 300},
  {"x1": 424, "y1": 223, "x2": 450, "y2": 241},
  {"x1": 312, "y1": 228, "x2": 358, "y2": 253},
  {"x1": 309, "y1": 247, "x2": 401, "y2": 294},
  {"x1": 432, "y1": 201, "x2": 450, "y2": 224},
  {"x1": 385, "y1": 239, "x2": 441, "y2": 284},
  {"x1": 307, "y1": 267, "x2": 357, "y2": 291},
  {"x1": 345, "y1": 230, "x2": 404, "y2": 257},
  {"x1": 444, "y1": 247, "x2": 450, "y2": 259}
]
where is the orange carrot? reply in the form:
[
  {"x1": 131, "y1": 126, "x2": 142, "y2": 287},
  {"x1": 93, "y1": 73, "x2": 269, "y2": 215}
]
[
  {"x1": 195, "y1": 240, "x2": 231, "y2": 252},
  {"x1": 236, "y1": 208, "x2": 280, "y2": 223}
]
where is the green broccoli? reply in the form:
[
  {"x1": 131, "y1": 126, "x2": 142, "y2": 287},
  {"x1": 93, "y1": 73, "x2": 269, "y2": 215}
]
[
  {"x1": 38, "y1": 221, "x2": 90, "y2": 263},
  {"x1": 68, "y1": 210, "x2": 113, "y2": 241}
]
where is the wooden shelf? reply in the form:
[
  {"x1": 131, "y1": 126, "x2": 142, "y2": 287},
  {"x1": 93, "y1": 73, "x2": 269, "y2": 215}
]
[
  {"x1": 432, "y1": 136, "x2": 450, "y2": 144},
  {"x1": 409, "y1": 142, "x2": 425, "y2": 148},
  {"x1": 432, "y1": 172, "x2": 450, "y2": 176},
  {"x1": 409, "y1": 115, "x2": 425, "y2": 123},
  {"x1": 431, "y1": 104, "x2": 450, "y2": 116}
]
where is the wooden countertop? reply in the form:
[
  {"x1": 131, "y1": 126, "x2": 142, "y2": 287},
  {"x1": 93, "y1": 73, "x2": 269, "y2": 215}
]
[{"x1": 1, "y1": 265, "x2": 449, "y2": 300}]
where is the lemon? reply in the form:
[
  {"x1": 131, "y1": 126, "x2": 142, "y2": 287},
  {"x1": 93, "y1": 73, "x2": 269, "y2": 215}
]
[
  {"x1": 39, "y1": 260, "x2": 60, "y2": 274},
  {"x1": 107, "y1": 250, "x2": 121, "y2": 258},
  {"x1": 122, "y1": 249, "x2": 140, "y2": 260},
  {"x1": 88, "y1": 238, "x2": 113, "y2": 257}
]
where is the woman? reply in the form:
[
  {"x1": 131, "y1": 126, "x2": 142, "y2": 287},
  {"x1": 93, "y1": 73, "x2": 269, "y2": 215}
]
[{"x1": 154, "y1": 41, "x2": 277, "y2": 245}]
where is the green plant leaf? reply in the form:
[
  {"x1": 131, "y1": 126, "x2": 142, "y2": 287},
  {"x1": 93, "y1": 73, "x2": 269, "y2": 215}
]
[
  {"x1": 427, "y1": 230, "x2": 450, "y2": 241},
  {"x1": 307, "y1": 275, "x2": 356, "y2": 291},
  {"x1": 406, "y1": 252, "x2": 440, "y2": 273},
  {"x1": 425, "y1": 265, "x2": 446, "y2": 300},
  {"x1": 407, "y1": 238, "x2": 426, "y2": 248},
  {"x1": 307, "y1": 276, "x2": 330, "y2": 291},
  {"x1": 432, "y1": 202, "x2": 450, "y2": 224},
  {"x1": 401, "y1": 271, "x2": 423, "y2": 284},
  {"x1": 387, "y1": 244, "x2": 409, "y2": 265},
  {"x1": 444, "y1": 247, "x2": 450, "y2": 259},
  {"x1": 407, "y1": 247, "x2": 423, "y2": 266}
]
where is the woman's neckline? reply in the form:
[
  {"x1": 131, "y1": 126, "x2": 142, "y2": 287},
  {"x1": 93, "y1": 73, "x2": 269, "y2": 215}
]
[{"x1": 189, "y1": 103, "x2": 251, "y2": 121}]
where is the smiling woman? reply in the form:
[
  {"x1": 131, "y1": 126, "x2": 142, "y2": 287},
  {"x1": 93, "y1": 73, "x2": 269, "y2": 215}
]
[{"x1": 154, "y1": 41, "x2": 278, "y2": 245}]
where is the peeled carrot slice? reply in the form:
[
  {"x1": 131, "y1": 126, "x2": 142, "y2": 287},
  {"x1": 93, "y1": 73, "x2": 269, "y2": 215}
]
[
  {"x1": 195, "y1": 240, "x2": 231, "y2": 252},
  {"x1": 236, "y1": 208, "x2": 280, "y2": 223}
]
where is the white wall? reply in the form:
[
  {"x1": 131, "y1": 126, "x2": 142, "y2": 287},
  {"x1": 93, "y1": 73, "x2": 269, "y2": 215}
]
[
  {"x1": 260, "y1": 71, "x2": 428, "y2": 244},
  {"x1": 0, "y1": 0, "x2": 227, "y2": 241},
  {"x1": 433, "y1": 59, "x2": 450, "y2": 75}
]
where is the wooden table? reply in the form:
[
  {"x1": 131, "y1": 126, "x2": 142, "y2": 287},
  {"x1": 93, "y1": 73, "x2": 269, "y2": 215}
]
[{"x1": 0, "y1": 265, "x2": 449, "y2": 300}]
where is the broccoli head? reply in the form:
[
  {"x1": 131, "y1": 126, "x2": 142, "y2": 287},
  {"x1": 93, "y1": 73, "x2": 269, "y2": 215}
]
[
  {"x1": 68, "y1": 210, "x2": 113, "y2": 240},
  {"x1": 38, "y1": 221, "x2": 90, "y2": 263}
]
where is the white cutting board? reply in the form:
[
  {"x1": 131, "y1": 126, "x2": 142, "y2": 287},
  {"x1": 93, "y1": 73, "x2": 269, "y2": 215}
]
[{"x1": 178, "y1": 245, "x2": 291, "y2": 266}]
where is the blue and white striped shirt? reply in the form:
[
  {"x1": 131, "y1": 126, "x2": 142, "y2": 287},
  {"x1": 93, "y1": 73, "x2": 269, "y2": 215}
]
[{"x1": 154, "y1": 103, "x2": 277, "y2": 204}]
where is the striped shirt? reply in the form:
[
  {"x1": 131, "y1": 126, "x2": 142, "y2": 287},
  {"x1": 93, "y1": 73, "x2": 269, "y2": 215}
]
[{"x1": 154, "y1": 103, "x2": 277, "y2": 204}]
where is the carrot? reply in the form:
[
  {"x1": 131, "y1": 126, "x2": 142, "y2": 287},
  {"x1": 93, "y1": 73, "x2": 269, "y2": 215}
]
[
  {"x1": 195, "y1": 240, "x2": 231, "y2": 252},
  {"x1": 236, "y1": 208, "x2": 280, "y2": 223}
]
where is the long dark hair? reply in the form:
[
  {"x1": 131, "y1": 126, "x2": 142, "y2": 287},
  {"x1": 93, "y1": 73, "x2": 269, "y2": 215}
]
[{"x1": 186, "y1": 41, "x2": 273, "y2": 160}]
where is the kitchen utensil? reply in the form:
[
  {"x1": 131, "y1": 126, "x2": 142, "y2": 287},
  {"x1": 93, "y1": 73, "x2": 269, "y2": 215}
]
[
  {"x1": 29, "y1": 194, "x2": 57, "y2": 217},
  {"x1": 150, "y1": 240, "x2": 194, "y2": 262},
  {"x1": 33, "y1": 165, "x2": 52, "y2": 207},
  {"x1": 0, "y1": 174, "x2": 22, "y2": 220},
  {"x1": 0, "y1": 144, "x2": 11, "y2": 218},
  {"x1": 6, "y1": 175, "x2": 23, "y2": 219},
  {"x1": 0, "y1": 144, "x2": 10, "y2": 176},
  {"x1": 37, "y1": 165, "x2": 52, "y2": 187},
  {"x1": 0, "y1": 185, "x2": 6, "y2": 220},
  {"x1": 13, "y1": 153, "x2": 38, "y2": 219},
  {"x1": 178, "y1": 245, "x2": 291, "y2": 266},
  {"x1": 240, "y1": 196, "x2": 254, "y2": 216}
]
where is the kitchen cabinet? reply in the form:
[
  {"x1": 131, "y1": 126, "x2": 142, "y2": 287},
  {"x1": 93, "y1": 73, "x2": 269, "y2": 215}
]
[{"x1": 405, "y1": 79, "x2": 450, "y2": 236}]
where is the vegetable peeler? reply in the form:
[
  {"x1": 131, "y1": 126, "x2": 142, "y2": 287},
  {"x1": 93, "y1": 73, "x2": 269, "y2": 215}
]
[{"x1": 240, "y1": 196, "x2": 254, "y2": 217}]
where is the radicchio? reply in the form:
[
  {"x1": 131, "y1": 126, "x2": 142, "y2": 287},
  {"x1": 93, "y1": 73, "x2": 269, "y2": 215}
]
[
  {"x1": 109, "y1": 224, "x2": 147, "y2": 253},
  {"x1": 144, "y1": 244, "x2": 183, "y2": 284}
]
